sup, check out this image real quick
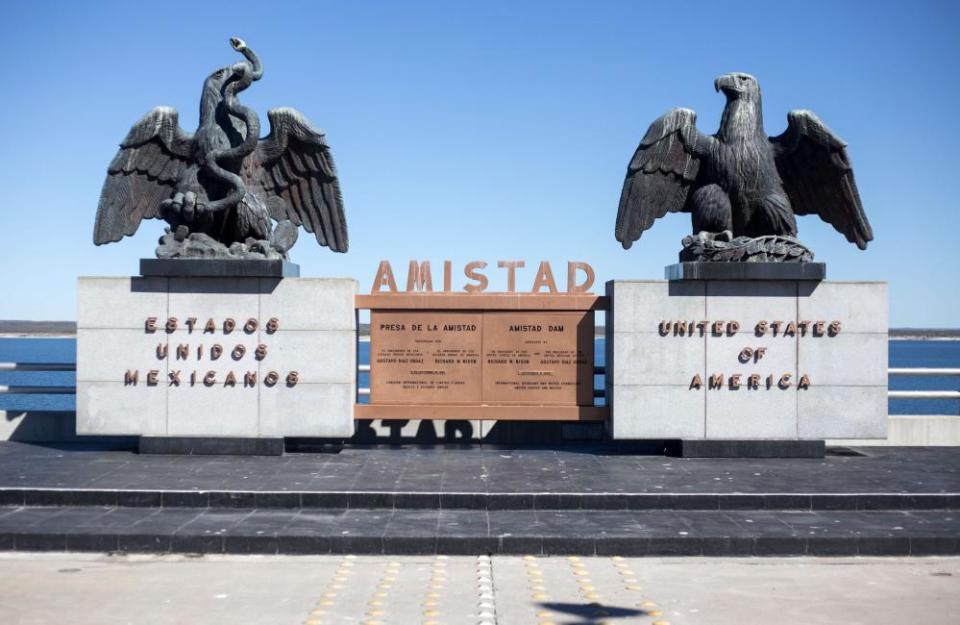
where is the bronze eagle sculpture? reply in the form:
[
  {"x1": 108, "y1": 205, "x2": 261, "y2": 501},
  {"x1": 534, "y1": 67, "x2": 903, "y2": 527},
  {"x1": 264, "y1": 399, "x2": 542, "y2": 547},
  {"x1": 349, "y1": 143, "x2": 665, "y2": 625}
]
[
  {"x1": 94, "y1": 38, "x2": 347, "y2": 259},
  {"x1": 615, "y1": 72, "x2": 872, "y2": 262}
]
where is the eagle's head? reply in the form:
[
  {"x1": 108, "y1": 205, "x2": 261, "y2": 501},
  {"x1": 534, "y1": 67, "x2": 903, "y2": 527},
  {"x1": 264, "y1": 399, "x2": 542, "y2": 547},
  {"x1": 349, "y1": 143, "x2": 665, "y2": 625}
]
[{"x1": 715, "y1": 72, "x2": 759, "y2": 101}]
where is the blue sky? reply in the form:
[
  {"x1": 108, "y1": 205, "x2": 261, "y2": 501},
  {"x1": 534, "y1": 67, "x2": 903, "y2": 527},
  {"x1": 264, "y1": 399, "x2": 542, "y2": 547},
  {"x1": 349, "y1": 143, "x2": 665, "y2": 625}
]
[{"x1": 0, "y1": 0, "x2": 957, "y2": 326}]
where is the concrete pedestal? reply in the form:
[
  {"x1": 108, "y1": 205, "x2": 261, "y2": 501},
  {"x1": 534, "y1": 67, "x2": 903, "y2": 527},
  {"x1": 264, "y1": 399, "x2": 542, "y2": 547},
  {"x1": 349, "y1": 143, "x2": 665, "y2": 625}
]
[
  {"x1": 605, "y1": 279, "x2": 888, "y2": 444},
  {"x1": 76, "y1": 276, "x2": 358, "y2": 445}
]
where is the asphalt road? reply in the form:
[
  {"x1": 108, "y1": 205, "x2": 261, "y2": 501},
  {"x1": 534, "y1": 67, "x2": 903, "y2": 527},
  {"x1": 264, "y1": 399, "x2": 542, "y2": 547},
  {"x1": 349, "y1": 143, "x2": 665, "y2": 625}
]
[{"x1": 0, "y1": 553, "x2": 957, "y2": 625}]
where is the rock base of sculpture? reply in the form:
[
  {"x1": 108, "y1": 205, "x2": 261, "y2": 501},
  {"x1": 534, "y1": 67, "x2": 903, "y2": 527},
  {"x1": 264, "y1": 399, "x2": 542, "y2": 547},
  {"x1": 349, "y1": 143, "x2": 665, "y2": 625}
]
[
  {"x1": 155, "y1": 221, "x2": 299, "y2": 261},
  {"x1": 76, "y1": 276, "x2": 358, "y2": 449},
  {"x1": 605, "y1": 279, "x2": 888, "y2": 449},
  {"x1": 679, "y1": 232, "x2": 814, "y2": 263},
  {"x1": 140, "y1": 258, "x2": 300, "y2": 278},
  {"x1": 666, "y1": 262, "x2": 826, "y2": 281}
]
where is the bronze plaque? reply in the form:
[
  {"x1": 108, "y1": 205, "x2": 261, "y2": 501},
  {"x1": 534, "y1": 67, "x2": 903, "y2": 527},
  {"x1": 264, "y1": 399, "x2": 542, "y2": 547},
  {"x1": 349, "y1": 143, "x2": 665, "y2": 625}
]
[
  {"x1": 370, "y1": 311, "x2": 483, "y2": 404},
  {"x1": 482, "y1": 312, "x2": 593, "y2": 405}
]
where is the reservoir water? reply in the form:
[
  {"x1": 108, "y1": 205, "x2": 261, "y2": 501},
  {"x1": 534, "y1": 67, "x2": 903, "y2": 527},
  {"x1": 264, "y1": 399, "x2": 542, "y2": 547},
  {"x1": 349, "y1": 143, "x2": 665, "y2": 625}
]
[{"x1": 1, "y1": 337, "x2": 957, "y2": 416}]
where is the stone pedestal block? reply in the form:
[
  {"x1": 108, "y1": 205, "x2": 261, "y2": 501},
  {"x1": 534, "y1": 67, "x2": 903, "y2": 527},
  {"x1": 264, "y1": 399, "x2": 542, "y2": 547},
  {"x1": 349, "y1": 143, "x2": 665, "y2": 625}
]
[
  {"x1": 76, "y1": 276, "x2": 358, "y2": 440},
  {"x1": 605, "y1": 279, "x2": 887, "y2": 441}
]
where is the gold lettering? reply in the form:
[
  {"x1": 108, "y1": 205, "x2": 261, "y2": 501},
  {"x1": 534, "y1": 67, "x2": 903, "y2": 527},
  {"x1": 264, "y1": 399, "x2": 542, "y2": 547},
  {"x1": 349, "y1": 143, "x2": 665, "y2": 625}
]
[
  {"x1": 147, "y1": 370, "x2": 159, "y2": 386},
  {"x1": 156, "y1": 344, "x2": 168, "y2": 359},
  {"x1": 798, "y1": 320, "x2": 811, "y2": 336},
  {"x1": 748, "y1": 374, "x2": 760, "y2": 390},
  {"x1": 211, "y1": 344, "x2": 223, "y2": 360},
  {"x1": 813, "y1": 321, "x2": 825, "y2": 336},
  {"x1": 464, "y1": 261, "x2": 489, "y2": 293},
  {"x1": 829, "y1": 321, "x2": 842, "y2": 336},
  {"x1": 265, "y1": 317, "x2": 279, "y2": 334},
  {"x1": 224, "y1": 371, "x2": 237, "y2": 387},
  {"x1": 203, "y1": 371, "x2": 216, "y2": 386},
  {"x1": 190, "y1": 371, "x2": 197, "y2": 385},
  {"x1": 498, "y1": 260, "x2": 525, "y2": 292},
  {"x1": 255, "y1": 344, "x2": 268, "y2": 360},
  {"x1": 566, "y1": 261, "x2": 595, "y2": 293},
  {"x1": 177, "y1": 344, "x2": 189, "y2": 360},
  {"x1": 770, "y1": 320, "x2": 783, "y2": 335},
  {"x1": 168, "y1": 370, "x2": 181, "y2": 386},
  {"x1": 729, "y1": 374, "x2": 742, "y2": 390},
  {"x1": 185, "y1": 317, "x2": 198, "y2": 332},
  {"x1": 443, "y1": 260, "x2": 452, "y2": 292},
  {"x1": 784, "y1": 321, "x2": 797, "y2": 336},
  {"x1": 798, "y1": 374, "x2": 811, "y2": 389},
  {"x1": 264, "y1": 371, "x2": 279, "y2": 387},
  {"x1": 755, "y1": 347, "x2": 767, "y2": 361},
  {"x1": 778, "y1": 374, "x2": 792, "y2": 389},
  {"x1": 659, "y1": 321, "x2": 672, "y2": 336},
  {"x1": 286, "y1": 371, "x2": 299, "y2": 386},
  {"x1": 223, "y1": 318, "x2": 236, "y2": 333},
  {"x1": 231, "y1": 344, "x2": 246, "y2": 360},
  {"x1": 689, "y1": 374, "x2": 702, "y2": 389},
  {"x1": 204, "y1": 318, "x2": 216, "y2": 333},
  {"x1": 165, "y1": 317, "x2": 178, "y2": 333},
  {"x1": 727, "y1": 321, "x2": 740, "y2": 336},
  {"x1": 738, "y1": 347, "x2": 753, "y2": 363},
  {"x1": 243, "y1": 318, "x2": 258, "y2": 334},
  {"x1": 708, "y1": 374, "x2": 724, "y2": 389},
  {"x1": 755, "y1": 320, "x2": 768, "y2": 336},
  {"x1": 244, "y1": 371, "x2": 257, "y2": 387},
  {"x1": 145, "y1": 317, "x2": 158, "y2": 333},
  {"x1": 124, "y1": 370, "x2": 139, "y2": 385},
  {"x1": 697, "y1": 320, "x2": 709, "y2": 336},
  {"x1": 372, "y1": 260, "x2": 398, "y2": 293}
]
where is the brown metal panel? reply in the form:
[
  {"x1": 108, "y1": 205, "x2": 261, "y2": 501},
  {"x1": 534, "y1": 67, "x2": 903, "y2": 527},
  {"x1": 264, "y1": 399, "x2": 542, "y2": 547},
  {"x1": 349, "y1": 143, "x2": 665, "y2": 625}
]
[{"x1": 354, "y1": 404, "x2": 608, "y2": 421}]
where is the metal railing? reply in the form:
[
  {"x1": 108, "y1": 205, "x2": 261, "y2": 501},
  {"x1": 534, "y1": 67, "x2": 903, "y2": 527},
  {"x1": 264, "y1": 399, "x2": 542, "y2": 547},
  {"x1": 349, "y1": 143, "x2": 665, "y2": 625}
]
[
  {"x1": 0, "y1": 362, "x2": 76, "y2": 396},
  {"x1": 3, "y1": 362, "x2": 959, "y2": 405},
  {"x1": 888, "y1": 368, "x2": 960, "y2": 401}
]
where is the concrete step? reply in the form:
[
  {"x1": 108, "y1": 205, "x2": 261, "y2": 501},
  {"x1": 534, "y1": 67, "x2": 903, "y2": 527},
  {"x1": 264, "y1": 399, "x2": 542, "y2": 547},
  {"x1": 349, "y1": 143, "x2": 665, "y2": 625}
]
[
  {"x1": 0, "y1": 506, "x2": 957, "y2": 556},
  {"x1": 2, "y1": 488, "x2": 958, "y2": 511}
]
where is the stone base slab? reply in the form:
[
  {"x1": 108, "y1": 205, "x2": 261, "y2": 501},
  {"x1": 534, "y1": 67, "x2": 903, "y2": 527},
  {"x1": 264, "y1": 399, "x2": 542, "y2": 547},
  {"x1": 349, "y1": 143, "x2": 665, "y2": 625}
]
[
  {"x1": 678, "y1": 439, "x2": 826, "y2": 458},
  {"x1": 139, "y1": 436, "x2": 284, "y2": 456},
  {"x1": 665, "y1": 262, "x2": 826, "y2": 281},
  {"x1": 140, "y1": 258, "x2": 300, "y2": 277}
]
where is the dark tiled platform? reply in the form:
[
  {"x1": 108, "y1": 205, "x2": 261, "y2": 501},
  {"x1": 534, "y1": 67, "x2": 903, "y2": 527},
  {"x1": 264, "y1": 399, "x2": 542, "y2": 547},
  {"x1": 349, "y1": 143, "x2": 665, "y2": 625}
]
[
  {"x1": 0, "y1": 506, "x2": 955, "y2": 556},
  {"x1": 0, "y1": 443, "x2": 957, "y2": 509},
  {"x1": 1, "y1": 443, "x2": 957, "y2": 555}
]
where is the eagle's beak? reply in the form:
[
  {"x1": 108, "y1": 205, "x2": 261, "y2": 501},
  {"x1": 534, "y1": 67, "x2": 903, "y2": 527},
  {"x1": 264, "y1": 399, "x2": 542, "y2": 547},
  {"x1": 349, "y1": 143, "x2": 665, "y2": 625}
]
[{"x1": 714, "y1": 74, "x2": 738, "y2": 96}]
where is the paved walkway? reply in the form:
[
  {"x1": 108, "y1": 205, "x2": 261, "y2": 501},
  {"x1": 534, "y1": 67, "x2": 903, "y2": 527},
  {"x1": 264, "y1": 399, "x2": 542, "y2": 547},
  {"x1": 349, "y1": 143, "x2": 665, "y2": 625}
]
[{"x1": 0, "y1": 553, "x2": 957, "y2": 625}]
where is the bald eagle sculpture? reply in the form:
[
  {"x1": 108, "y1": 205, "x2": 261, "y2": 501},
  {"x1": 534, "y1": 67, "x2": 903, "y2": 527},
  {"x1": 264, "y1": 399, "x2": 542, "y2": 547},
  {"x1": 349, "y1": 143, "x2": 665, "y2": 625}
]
[
  {"x1": 615, "y1": 73, "x2": 872, "y2": 261},
  {"x1": 94, "y1": 38, "x2": 347, "y2": 260}
]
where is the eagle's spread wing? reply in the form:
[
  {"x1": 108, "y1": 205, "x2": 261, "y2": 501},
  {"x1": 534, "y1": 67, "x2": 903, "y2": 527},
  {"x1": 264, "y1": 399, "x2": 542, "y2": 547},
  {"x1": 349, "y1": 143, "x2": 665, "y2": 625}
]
[
  {"x1": 249, "y1": 108, "x2": 348, "y2": 252},
  {"x1": 615, "y1": 108, "x2": 703, "y2": 249},
  {"x1": 770, "y1": 110, "x2": 873, "y2": 249},
  {"x1": 93, "y1": 107, "x2": 194, "y2": 244}
]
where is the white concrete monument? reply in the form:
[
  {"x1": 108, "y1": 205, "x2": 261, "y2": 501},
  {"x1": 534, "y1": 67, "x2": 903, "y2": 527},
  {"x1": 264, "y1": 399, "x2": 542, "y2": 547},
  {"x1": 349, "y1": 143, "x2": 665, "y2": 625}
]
[
  {"x1": 605, "y1": 279, "x2": 888, "y2": 446},
  {"x1": 77, "y1": 276, "x2": 357, "y2": 449}
]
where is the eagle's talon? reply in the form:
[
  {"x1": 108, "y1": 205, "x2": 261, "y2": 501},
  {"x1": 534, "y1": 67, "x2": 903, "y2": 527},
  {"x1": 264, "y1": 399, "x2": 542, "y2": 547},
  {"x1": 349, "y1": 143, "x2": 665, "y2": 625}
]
[{"x1": 181, "y1": 191, "x2": 197, "y2": 220}]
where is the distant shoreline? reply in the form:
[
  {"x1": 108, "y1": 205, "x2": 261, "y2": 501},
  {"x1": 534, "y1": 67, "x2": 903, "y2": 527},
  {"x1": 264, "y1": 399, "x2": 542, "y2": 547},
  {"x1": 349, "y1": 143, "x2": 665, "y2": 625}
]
[{"x1": 2, "y1": 320, "x2": 958, "y2": 341}]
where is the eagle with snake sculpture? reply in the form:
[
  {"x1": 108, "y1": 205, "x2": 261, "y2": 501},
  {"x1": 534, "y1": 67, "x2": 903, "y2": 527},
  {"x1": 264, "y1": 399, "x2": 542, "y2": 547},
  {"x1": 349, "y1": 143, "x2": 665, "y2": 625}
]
[{"x1": 94, "y1": 38, "x2": 347, "y2": 260}]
